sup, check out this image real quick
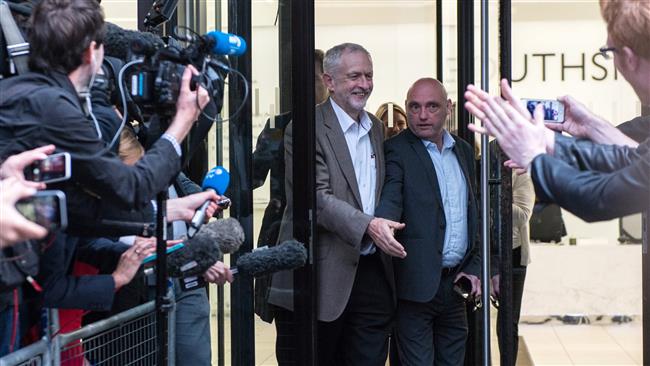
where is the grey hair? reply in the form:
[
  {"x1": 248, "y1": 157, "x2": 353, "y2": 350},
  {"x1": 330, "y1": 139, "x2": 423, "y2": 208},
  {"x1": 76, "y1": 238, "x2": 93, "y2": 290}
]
[{"x1": 323, "y1": 43, "x2": 372, "y2": 75}]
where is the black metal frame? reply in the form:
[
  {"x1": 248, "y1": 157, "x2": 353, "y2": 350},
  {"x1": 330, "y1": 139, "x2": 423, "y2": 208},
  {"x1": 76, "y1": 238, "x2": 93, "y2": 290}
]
[
  {"x1": 497, "y1": 1, "x2": 515, "y2": 365},
  {"x1": 436, "y1": 0, "x2": 443, "y2": 82},
  {"x1": 227, "y1": 1, "x2": 255, "y2": 365},
  {"x1": 456, "y1": 3, "x2": 483, "y2": 366},
  {"x1": 643, "y1": 105, "x2": 649, "y2": 365},
  {"x1": 479, "y1": 2, "x2": 492, "y2": 365},
  {"x1": 456, "y1": 0, "x2": 475, "y2": 148},
  {"x1": 290, "y1": 1, "x2": 318, "y2": 365}
]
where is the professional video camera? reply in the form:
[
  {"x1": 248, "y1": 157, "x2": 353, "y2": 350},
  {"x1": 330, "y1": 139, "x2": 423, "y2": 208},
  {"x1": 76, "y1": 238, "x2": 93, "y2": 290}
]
[
  {"x1": 100, "y1": 23, "x2": 249, "y2": 154},
  {"x1": 124, "y1": 27, "x2": 246, "y2": 119}
]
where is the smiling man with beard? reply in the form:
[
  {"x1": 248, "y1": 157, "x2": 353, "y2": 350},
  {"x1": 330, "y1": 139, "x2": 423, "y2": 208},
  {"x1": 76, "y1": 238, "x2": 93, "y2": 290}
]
[{"x1": 268, "y1": 43, "x2": 406, "y2": 365}]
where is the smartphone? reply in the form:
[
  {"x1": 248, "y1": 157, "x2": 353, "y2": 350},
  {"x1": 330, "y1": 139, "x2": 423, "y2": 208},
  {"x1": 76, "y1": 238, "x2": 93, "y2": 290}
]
[
  {"x1": 521, "y1": 98, "x2": 565, "y2": 123},
  {"x1": 15, "y1": 190, "x2": 67, "y2": 231},
  {"x1": 142, "y1": 243, "x2": 185, "y2": 264},
  {"x1": 24, "y1": 152, "x2": 71, "y2": 183},
  {"x1": 453, "y1": 276, "x2": 472, "y2": 300}
]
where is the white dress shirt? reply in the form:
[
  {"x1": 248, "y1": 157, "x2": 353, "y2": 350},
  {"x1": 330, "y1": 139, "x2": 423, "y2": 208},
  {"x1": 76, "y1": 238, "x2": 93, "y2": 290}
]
[{"x1": 330, "y1": 98, "x2": 377, "y2": 255}]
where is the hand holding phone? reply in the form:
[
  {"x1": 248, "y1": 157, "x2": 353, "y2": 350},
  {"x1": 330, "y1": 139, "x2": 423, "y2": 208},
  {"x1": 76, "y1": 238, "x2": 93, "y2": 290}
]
[
  {"x1": 453, "y1": 276, "x2": 483, "y2": 311},
  {"x1": 0, "y1": 178, "x2": 49, "y2": 247},
  {"x1": 521, "y1": 98, "x2": 565, "y2": 123},
  {"x1": 0, "y1": 145, "x2": 55, "y2": 183},
  {"x1": 23, "y1": 152, "x2": 71, "y2": 183},
  {"x1": 453, "y1": 276, "x2": 473, "y2": 300},
  {"x1": 15, "y1": 190, "x2": 67, "y2": 231}
]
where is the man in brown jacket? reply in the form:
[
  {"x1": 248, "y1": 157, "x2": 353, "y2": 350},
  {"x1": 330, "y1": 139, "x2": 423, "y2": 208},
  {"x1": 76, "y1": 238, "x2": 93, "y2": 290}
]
[{"x1": 268, "y1": 43, "x2": 405, "y2": 365}]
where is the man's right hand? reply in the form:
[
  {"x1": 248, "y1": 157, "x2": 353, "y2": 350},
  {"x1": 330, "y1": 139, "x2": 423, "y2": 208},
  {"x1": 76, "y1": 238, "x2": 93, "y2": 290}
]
[
  {"x1": 166, "y1": 191, "x2": 220, "y2": 223},
  {"x1": 366, "y1": 217, "x2": 406, "y2": 258},
  {"x1": 548, "y1": 95, "x2": 606, "y2": 139},
  {"x1": 165, "y1": 65, "x2": 210, "y2": 142},
  {"x1": 0, "y1": 145, "x2": 55, "y2": 188}
]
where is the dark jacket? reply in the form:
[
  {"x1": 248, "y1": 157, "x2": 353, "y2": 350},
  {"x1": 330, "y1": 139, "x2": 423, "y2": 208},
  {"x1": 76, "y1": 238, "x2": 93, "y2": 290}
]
[
  {"x1": 618, "y1": 116, "x2": 650, "y2": 143},
  {"x1": 35, "y1": 233, "x2": 117, "y2": 311},
  {"x1": 252, "y1": 112, "x2": 292, "y2": 246},
  {"x1": 0, "y1": 71, "x2": 182, "y2": 237},
  {"x1": 531, "y1": 134, "x2": 649, "y2": 222},
  {"x1": 375, "y1": 129, "x2": 481, "y2": 303}
]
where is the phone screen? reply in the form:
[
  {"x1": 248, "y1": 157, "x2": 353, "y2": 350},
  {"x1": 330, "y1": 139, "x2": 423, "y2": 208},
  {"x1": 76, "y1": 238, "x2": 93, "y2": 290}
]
[
  {"x1": 24, "y1": 152, "x2": 71, "y2": 183},
  {"x1": 521, "y1": 99, "x2": 565, "y2": 123},
  {"x1": 16, "y1": 191, "x2": 67, "y2": 230}
]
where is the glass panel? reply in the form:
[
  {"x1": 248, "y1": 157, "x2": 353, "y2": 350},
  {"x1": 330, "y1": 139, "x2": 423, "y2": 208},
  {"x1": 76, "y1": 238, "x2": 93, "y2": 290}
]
[
  {"x1": 102, "y1": 1, "x2": 645, "y2": 364},
  {"x1": 486, "y1": 1, "x2": 643, "y2": 363},
  {"x1": 208, "y1": 0, "x2": 297, "y2": 364}
]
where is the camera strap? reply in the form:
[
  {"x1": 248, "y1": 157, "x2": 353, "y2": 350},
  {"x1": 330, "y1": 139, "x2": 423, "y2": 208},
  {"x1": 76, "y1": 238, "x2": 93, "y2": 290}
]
[{"x1": 0, "y1": 0, "x2": 29, "y2": 75}]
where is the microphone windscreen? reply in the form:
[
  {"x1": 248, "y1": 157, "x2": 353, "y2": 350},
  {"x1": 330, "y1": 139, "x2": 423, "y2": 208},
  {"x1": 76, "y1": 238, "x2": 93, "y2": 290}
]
[
  {"x1": 235, "y1": 240, "x2": 307, "y2": 277},
  {"x1": 167, "y1": 225, "x2": 222, "y2": 277},
  {"x1": 200, "y1": 217, "x2": 244, "y2": 254},
  {"x1": 205, "y1": 30, "x2": 247, "y2": 56},
  {"x1": 201, "y1": 166, "x2": 230, "y2": 194},
  {"x1": 104, "y1": 22, "x2": 165, "y2": 60}
]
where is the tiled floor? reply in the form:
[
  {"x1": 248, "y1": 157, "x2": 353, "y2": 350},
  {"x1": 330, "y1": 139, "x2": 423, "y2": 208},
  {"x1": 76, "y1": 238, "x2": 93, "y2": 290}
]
[
  {"x1": 520, "y1": 323, "x2": 643, "y2": 365},
  {"x1": 212, "y1": 317, "x2": 643, "y2": 365}
]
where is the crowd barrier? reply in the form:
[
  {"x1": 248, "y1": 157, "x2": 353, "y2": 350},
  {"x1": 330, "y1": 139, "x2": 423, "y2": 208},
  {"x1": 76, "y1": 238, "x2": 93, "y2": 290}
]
[{"x1": 0, "y1": 291, "x2": 175, "y2": 366}]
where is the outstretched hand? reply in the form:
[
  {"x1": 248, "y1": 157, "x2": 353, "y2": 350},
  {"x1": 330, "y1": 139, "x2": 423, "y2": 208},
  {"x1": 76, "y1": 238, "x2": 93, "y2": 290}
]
[
  {"x1": 366, "y1": 217, "x2": 406, "y2": 258},
  {"x1": 464, "y1": 79, "x2": 551, "y2": 169}
]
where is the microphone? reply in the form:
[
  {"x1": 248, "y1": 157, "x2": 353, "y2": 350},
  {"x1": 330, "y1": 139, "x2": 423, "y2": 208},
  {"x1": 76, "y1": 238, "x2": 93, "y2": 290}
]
[
  {"x1": 232, "y1": 240, "x2": 307, "y2": 277},
  {"x1": 167, "y1": 224, "x2": 222, "y2": 278},
  {"x1": 203, "y1": 31, "x2": 247, "y2": 56},
  {"x1": 144, "y1": 217, "x2": 245, "y2": 278},
  {"x1": 104, "y1": 22, "x2": 165, "y2": 61},
  {"x1": 187, "y1": 166, "x2": 230, "y2": 238},
  {"x1": 201, "y1": 217, "x2": 244, "y2": 254}
]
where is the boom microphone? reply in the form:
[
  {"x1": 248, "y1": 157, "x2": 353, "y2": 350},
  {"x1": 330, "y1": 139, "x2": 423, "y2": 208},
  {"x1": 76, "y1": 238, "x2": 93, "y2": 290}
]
[
  {"x1": 144, "y1": 217, "x2": 245, "y2": 278},
  {"x1": 166, "y1": 224, "x2": 222, "y2": 278},
  {"x1": 104, "y1": 22, "x2": 166, "y2": 61},
  {"x1": 187, "y1": 166, "x2": 230, "y2": 238},
  {"x1": 232, "y1": 240, "x2": 307, "y2": 277},
  {"x1": 201, "y1": 217, "x2": 244, "y2": 254}
]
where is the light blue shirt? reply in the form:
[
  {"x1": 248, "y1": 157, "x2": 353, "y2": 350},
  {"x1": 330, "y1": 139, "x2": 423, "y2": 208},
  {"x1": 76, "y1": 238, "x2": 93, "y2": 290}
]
[
  {"x1": 422, "y1": 130, "x2": 468, "y2": 268},
  {"x1": 330, "y1": 98, "x2": 377, "y2": 255}
]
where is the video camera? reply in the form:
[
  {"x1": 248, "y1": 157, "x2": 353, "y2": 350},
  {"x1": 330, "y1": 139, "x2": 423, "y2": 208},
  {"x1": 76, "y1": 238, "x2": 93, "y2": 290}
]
[{"x1": 124, "y1": 28, "x2": 246, "y2": 119}]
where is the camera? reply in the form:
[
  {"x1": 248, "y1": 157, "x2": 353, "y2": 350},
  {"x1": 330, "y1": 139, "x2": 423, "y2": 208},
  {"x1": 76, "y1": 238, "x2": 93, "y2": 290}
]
[{"x1": 125, "y1": 29, "x2": 245, "y2": 119}]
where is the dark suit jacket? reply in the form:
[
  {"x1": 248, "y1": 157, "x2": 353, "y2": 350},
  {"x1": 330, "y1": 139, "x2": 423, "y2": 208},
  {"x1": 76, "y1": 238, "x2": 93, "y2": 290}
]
[
  {"x1": 268, "y1": 99, "x2": 395, "y2": 321},
  {"x1": 375, "y1": 128, "x2": 480, "y2": 303}
]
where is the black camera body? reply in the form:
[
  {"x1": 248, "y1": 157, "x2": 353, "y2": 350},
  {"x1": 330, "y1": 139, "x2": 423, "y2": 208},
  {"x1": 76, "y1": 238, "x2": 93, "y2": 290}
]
[
  {"x1": 126, "y1": 35, "x2": 227, "y2": 119},
  {"x1": 130, "y1": 58, "x2": 185, "y2": 116}
]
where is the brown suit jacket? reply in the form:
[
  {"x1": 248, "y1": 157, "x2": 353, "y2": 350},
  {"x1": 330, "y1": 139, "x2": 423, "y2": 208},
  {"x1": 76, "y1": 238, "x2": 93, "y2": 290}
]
[{"x1": 268, "y1": 99, "x2": 395, "y2": 322}]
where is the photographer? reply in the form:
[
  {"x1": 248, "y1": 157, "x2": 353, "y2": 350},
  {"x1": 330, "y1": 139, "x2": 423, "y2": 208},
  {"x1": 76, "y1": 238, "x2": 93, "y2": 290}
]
[
  {"x1": 464, "y1": 1, "x2": 649, "y2": 222},
  {"x1": 0, "y1": 0, "x2": 213, "y2": 237}
]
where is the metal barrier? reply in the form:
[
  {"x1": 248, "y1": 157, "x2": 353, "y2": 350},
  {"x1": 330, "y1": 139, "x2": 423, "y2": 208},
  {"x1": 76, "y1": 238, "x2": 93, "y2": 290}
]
[
  {"x1": 0, "y1": 289, "x2": 175, "y2": 366},
  {"x1": 0, "y1": 339, "x2": 50, "y2": 366}
]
